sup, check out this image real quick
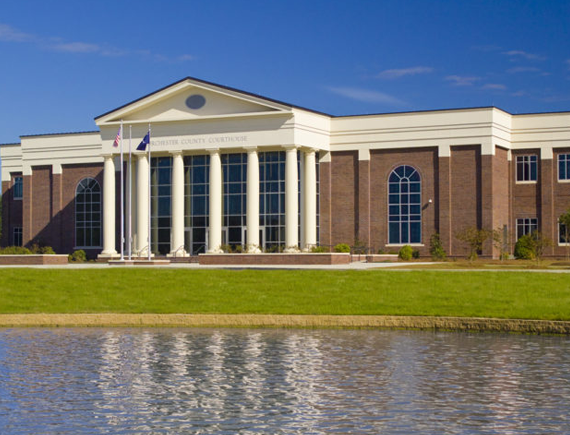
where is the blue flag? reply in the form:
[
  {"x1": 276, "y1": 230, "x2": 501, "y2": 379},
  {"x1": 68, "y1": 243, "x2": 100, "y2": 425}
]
[{"x1": 136, "y1": 131, "x2": 150, "y2": 151}]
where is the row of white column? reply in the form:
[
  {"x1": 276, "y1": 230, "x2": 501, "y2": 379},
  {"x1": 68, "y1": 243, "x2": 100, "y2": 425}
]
[{"x1": 100, "y1": 146, "x2": 318, "y2": 257}]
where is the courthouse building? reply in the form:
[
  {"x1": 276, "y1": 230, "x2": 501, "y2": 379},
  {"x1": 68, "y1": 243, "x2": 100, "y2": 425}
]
[{"x1": 1, "y1": 77, "x2": 570, "y2": 259}]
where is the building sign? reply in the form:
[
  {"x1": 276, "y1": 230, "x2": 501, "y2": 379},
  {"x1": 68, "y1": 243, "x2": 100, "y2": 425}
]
[{"x1": 151, "y1": 135, "x2": 249, "y2": 147}]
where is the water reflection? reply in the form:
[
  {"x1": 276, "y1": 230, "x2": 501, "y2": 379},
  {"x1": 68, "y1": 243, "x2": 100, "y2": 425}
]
[{"x1": 0, "y1": 328, "x2": 569, "y2": 434}]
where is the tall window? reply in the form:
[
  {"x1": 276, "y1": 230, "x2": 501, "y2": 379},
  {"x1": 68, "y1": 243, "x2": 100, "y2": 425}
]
[
  {"x1": 559, "y1": 222, "x2": 569, "y2": 245},
  {"x1": 151, "y1": 157, "x2": 172, "y2": 255},
  {"x1": 558, "y1": 154, "x2": 570, "y2": 181},
  {"x1": 388, "y1": 165, "x2": 421, "y2": 244},
  {"x1": 184, "y1": 155, "x2": 210, "y2": 255},
  {"x1": 516, "y1": 155, "x2": 537, "y2": 182},
  {"x1": 75, "y1": 178, "x2": 101, "y2": 247},
  {"x1": 13, "y1": 227, "x2": 22, "y2": 246},
  {"x1": 13, "y1": 176, "x2": 22, "y2": 200},
  {"x1": 516, "y1": 218, "x2": 538, "y2": 239}
]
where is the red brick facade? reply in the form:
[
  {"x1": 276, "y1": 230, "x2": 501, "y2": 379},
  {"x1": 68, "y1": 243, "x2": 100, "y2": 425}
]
[
  {"x1": 7, "y1": 163, "x2": 104, "y2": 256},
  {"x1": 2, "y1": 146, "x2": 570, "y2": 258}
]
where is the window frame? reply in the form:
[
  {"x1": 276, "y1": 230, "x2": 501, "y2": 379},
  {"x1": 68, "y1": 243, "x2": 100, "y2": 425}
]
[
  {"x1": 75, "y1": 177, "x2": 102, "y2": 249},
  {"x1": 387, "y1": 165, "x2": 422, "y2": 246},
  {"x1": 516, "y1": 218, "x2": 538, "y2": 240},
  {"x1": 12, "y1": 227, "x2": 22, "y2": 247},
  {"x1": 516, "y1": 155, "x2": 538, "y2": 183},
  {"x1": 12, "y1": 175, "x2": 23, "y2": 200},
  {"x1": 559, "y1": 222, "x2": 570, "y2": 245},
  {"x1": 558, "y1": 153, "x2": 570, "y2": 182}
]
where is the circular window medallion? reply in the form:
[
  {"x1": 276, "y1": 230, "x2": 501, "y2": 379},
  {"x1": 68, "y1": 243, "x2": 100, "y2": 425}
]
[{"x1": 185, "y1": 94, "x2": 206, "y2": 110}]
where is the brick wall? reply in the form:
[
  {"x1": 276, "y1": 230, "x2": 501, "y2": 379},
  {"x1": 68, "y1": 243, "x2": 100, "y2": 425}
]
[
  {"x1": 370, "y1": 147, "x2": 438, "y2": 256},
  {"x1": 1, "y1": 177, "x2": 23, "y2": 247},
  {"x1": 330, "y1": 151, "x2": 358, "y2": 246},
  {"x1": 450, "y1": 146, "x2": 481, "y2": 256}
]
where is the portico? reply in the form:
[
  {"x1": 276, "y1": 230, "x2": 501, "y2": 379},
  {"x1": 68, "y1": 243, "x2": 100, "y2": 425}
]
[{"x1": 100, "y1": 146, "x2": 320, "y2": 257}]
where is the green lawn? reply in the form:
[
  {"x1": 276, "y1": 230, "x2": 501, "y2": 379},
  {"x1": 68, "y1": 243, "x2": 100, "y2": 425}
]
[{"x1": 0, "y1": 269, "x2": 569, "y2": 320}]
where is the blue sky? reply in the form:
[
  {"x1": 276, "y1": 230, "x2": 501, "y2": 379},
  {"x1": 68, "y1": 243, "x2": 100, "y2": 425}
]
[{"x1": 0, "y1": 0, "x2": 569, "y2": 144}]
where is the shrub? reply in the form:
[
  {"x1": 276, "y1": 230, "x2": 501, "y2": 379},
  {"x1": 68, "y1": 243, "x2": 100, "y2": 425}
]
[
  {"x1": 429, "y1": 233, "x2": 447, "y2": 261},
  {"x1": 0, "y1": 246, "x2": 32, "y2": 255},
  {"x1": 398, "y1": 245, "x2": 414, "y2": 261},
  {"x1": 412, "y1": 249, "x2": 420, "y2": 259},
  {"x1": 514, "y1": 234, "x2": 535, "y2": 260},
  {"x1": 68, "y1": 250, "x2": 87, "y2": 262},
  {"x1": 456, "y1": 227, "x2": 491, "y2": 261},
  {"x1": 311, "y1": 245, "x2": 326, "y2": 253},
  {"x1": 334, "y1": 243, "x2": 351, "y2": 253},
  {"x1": 30, "y1": 243, "x2": 55, "y2": 254}
]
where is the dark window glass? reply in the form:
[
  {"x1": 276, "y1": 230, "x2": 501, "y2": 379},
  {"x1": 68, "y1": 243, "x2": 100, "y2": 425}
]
[
  {"x1": 75, "y1": 178, "x2": 101, "y2": 247},
  {"x1": 388, "y1": 165, "x2": 421, "y2": 244}
]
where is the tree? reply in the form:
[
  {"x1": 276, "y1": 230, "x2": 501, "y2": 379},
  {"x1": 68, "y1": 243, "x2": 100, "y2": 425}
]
[
  {"x1": 559, "y1": 208, "x2": 570, "y2": 260},
  {"x1": 531, "y1": 231, "x2": 553, "y2": 264},
  {"x1": 456, "y1": 227, "x2": 491, "y2": 262},
  {"x1": 492, "y1": 226, "x2": 509, "y2": 261}
]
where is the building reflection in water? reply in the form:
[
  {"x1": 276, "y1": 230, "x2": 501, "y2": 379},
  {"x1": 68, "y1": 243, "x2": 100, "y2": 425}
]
[{"x1": 0, "y1": 328, "x2": 569, "y2": 433}]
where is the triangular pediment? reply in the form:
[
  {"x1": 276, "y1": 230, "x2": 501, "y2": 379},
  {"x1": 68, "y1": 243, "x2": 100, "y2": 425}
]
[{"x1": 95, "y1": 77, "x2": 293, "y2": 126}]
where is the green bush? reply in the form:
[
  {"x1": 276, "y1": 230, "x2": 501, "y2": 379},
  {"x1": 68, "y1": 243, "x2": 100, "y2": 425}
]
[
  {"x1": 514, "y1": 234, "x2": 535, "y2": 260},
  {"x1": 412, "y1": 249, "x2": 420, "y2": 259},
  {"x1": 0, "y1": 246, "x2": 32, "y2": 255},
  {"x1": 429, "y1": 233, "x2": 447, "y2": 260},
  {"x1": 311, "y1": 245, "x2": 326, "y2": 253},
  {"x1": 30, "y1": 243, "x2": 55, "y2": 254},
  {"x1": 398, "y1": 245, "x2": 414, "y2": 261},
  {"x1": 68, "y1": 250, "x2": 87, "y2": 262},
  {"x1": 334, "y1": 243, "x2": 351, "y2": 253}
]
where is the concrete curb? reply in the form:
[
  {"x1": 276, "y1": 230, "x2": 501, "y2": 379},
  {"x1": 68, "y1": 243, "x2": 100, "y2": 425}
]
[{"x1": 0, "y1": 314, "x2": 569, "y2": 334}]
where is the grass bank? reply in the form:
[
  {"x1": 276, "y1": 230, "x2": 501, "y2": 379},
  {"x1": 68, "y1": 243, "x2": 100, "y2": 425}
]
[{"x1": 0, "y1": 269, "x2": 569, "y2": 321}]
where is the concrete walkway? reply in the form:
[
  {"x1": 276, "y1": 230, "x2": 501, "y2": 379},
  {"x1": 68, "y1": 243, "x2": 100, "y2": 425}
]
[{"x1": 1, "y1": 261, "x2": 570, "y2": 272}]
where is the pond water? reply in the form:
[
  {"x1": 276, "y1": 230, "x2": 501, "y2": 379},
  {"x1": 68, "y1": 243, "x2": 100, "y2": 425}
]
[{"x1": 0, "y1": 328, "x2": 569, "y2": 434}]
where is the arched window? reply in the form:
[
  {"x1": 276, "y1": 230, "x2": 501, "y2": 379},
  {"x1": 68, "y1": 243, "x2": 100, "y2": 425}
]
[
  {"x1": 75, "y1": 177, "x2": 101, "y2": 247},
  {"x1": 388, "y1": 165, "x2": 421, "y2": 244}
]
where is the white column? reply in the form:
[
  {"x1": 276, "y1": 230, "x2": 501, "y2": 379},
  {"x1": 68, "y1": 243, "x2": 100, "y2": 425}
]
[
  {"x1": 169, "y1": 151, "x2": 188, "y2": 257},
  {"x1": 208, "y1": 149, "x2": 223, "y2": 253},
  {"x1": 100, "y1": 154, "x2": 118, "y2": 257},
  {"x1": 136, "y1": 153, "x2": 149, "y2": 257},
  {"x1": 246, "y1": 147, "x2": 261, "y2": 252},
  {"x1": 284, "y1": 145, "x2": 299, "y2": 251},
  {"x1": 303, "y1": 149, "x2": 317, "y2": 251}
]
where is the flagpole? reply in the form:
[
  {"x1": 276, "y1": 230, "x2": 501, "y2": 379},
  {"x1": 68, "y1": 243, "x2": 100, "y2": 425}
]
[
  {"x1": 128, "y1": 125, "x2": 132, "y2": 260},
  {"x1": 119, "y1": 120, "x2": 124, "y2": 261},
  {"x1": 147, "y1": 123, "x2": 152, "y2": 262}
]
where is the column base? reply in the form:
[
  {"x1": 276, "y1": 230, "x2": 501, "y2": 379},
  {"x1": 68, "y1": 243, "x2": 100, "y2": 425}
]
[
  {"x1": 98, "y1": 251, "x2": 120, "y2": 259},
  {"x1": 207, "y1": 247, "x2": 224, "y2": 254},
  {"x1": 284, "y1": 246, "x2": 300, "y2": 253},
  {"x1": 247, "y1": 245, "x2": 262, "y2": 253},
  {"x1": 167, "y1": 249, "x2": 189, "y2": 258}
]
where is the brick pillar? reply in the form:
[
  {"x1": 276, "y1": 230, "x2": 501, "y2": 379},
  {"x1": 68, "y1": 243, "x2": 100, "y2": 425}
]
[
  {"x1": 540, "y1": 156, "x2": 555, "y2": 256},
  {"x1": 22, "y1": 174, "x2": 32, "y2": 247},
  {"x1": 481, "y1": 153, "x2": 495, "y2": 257},
  {"x1": 357, "y1": 152, "x2": 370, "y2": 248},
  {"x1": 51, "y1": 166, "x2": 63, "y2": 253},
  {"x1": 1, "y1": 181, "x2": 10, "y2": 247},
  {"x1": 437, "y1": 146, "x2": 452, "y2": 255},
  {"x1": 319, "y1": 153, "x2": 332, "y2": 248}
]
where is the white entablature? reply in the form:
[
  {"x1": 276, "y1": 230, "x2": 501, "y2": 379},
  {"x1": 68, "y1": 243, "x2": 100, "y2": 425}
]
[{"x1": 95, "y1": 77, "x2": 332, "y2": 155}]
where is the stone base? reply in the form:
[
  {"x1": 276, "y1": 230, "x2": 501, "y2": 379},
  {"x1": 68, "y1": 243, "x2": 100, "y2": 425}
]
[
  {"x1": 97, "y1": 251, "x2": 120, "y2": 259},
  {"x1": 0, "y1": 255, "x2": 69, "y2": 265},
  {"x1": 199, "y1": 253, "x2": 350, "y2": 265},
  {"x1": 167, "y1": 250, "x2": 189, "y2": 258},
  {"x1": 108, "y1": 259, "x2": 171, "y2": 266}
]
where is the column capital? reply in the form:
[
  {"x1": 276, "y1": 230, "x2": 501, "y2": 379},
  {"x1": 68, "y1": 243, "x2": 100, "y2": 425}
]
[
  {"x1": 302, "y1": 147, "x2": 319, "y2": 154},
  {"x1": 135, "y1": 152, "x2": 148, "y2": 160},
  {"x1": 282, "y1": 144, "x2": 299, "y2": 151},
  {"x1": 244, "y1": 146, "x2": 258, "y2": 153},
  {"x1": 101, "y1": 153, "x2": 115, "y2": 159},
  {"x1": 206, "y1": 147, "x2": 220, "y2": 155},
  {"x1": 169, "y1": 150, "x2": 184, "y2": 157}
]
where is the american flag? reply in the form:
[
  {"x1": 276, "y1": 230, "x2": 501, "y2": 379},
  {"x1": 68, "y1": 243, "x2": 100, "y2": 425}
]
[{"x1": 112, "y1": 126, "x2": 121, "y2": 148}]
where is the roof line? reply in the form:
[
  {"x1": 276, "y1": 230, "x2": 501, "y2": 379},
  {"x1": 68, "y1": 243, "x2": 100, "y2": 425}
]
[
  {"x1": 94, "y1": 76, "x2": 332, "y2": 121},
  {"x1": 20, "y1": 130, "x2": 100, "y2": 139}
]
